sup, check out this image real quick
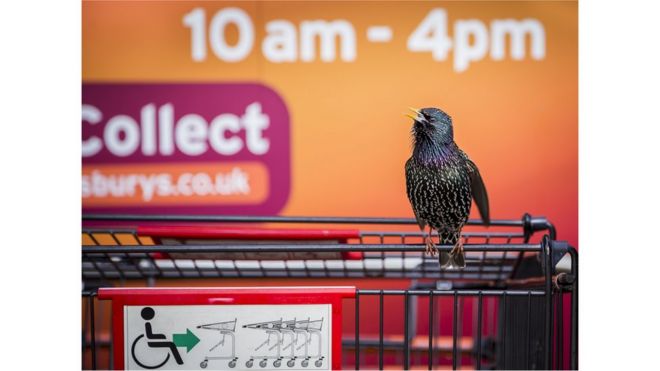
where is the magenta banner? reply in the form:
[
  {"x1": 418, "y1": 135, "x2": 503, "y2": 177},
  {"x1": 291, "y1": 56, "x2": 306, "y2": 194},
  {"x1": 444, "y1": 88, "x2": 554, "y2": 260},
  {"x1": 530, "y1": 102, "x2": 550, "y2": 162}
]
[{"x1": 82, "y1": 83, "x2": 291, "y2": 215}]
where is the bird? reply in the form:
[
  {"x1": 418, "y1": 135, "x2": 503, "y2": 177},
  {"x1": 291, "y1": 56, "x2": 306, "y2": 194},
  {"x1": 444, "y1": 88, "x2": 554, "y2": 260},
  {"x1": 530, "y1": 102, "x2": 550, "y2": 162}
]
[{"x1": 404, "y1": 107, "x2": 490, "y2": 269}]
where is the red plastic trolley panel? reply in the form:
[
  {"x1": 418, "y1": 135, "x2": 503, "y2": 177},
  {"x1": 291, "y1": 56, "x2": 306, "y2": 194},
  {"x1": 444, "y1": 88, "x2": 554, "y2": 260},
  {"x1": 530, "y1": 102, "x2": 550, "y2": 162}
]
[
  {"x1": 138, "y1": 225, "x2": 364, "y2": 260},
  {"x1": 137, "y1": 225, "x2": 360, "y2": 241},
  {"x1": 98, "y1": 286, "x2": 356, "y2": 370}
]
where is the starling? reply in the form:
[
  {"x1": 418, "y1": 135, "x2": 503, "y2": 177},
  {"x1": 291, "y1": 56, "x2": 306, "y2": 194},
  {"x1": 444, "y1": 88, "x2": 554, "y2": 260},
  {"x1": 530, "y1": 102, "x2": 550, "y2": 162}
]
[{"x1": 404, "y1": 107, "x2": 490, "y2": 269}]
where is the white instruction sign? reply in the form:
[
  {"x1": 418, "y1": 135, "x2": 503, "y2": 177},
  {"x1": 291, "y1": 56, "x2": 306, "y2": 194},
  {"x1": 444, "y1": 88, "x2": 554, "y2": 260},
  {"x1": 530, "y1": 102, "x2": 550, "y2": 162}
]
[{"x1": 124, "y1": 304, "x2": 331, "y2": 370}]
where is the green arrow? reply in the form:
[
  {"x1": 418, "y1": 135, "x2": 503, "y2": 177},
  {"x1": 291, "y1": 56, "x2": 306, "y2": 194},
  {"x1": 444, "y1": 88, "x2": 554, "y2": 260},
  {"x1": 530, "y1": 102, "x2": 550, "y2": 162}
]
[{"x1": 173, "y1": 328, "x2": 200, "y2": 353}]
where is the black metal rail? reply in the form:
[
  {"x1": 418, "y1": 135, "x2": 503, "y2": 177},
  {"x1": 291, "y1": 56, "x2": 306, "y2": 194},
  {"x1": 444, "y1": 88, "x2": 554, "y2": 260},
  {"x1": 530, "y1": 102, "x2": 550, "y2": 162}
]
[
  {"x1": 350, "y1": 285, "x2": 572, "y2": 369},
  {"x1": 83, "y1": 213, "x2": 556, "y2": 239},
  {"x1": 82, "y1": 243, "x2": 540, "y2": 281},
  {"x1": 83, "y1": 243, "x2": 541, "y2": 253},
  {"x1": 82, "y1": 214, "x2": 554, "y2": 282}
]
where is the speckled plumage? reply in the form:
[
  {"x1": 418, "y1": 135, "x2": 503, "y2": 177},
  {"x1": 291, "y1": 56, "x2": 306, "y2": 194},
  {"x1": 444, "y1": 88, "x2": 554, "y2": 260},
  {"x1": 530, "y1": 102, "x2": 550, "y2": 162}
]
[{"x1": 405, "y1": 107, "x2": 489, "y2": 269}]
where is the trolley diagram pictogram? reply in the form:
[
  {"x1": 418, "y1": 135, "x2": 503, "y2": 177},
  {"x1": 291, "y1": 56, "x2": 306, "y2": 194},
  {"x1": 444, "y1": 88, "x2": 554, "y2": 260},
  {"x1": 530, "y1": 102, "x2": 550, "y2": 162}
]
[
  {"x1": 242, "y1": 317, "x2": 325, "y2": 368},
  {"x1": 196, "y1": 319, "x2": 239, "y2": 369}
]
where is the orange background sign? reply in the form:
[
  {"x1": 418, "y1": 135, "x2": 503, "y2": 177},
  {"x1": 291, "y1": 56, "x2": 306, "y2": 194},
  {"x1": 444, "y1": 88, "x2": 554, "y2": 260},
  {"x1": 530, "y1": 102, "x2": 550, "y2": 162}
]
[{"x1": 83, "y1": 1, "x2": 578, "y2": 246}]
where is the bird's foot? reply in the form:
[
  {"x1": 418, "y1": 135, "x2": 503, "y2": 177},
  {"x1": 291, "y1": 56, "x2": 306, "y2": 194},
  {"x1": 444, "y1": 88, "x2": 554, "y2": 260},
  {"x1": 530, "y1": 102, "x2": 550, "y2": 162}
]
[
  {"x1": 449, "y1": 239, "x2": 462, "y2": 256},
  {"x1": 424, "y1": 236, "x2": 438, "y2": 256}
]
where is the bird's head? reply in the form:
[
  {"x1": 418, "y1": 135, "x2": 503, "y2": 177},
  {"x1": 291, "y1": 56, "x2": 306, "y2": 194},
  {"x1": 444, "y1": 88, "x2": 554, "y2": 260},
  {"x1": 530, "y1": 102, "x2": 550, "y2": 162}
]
[{"x1": 406, "y1": 107, "x2": 454, "y2": 145}]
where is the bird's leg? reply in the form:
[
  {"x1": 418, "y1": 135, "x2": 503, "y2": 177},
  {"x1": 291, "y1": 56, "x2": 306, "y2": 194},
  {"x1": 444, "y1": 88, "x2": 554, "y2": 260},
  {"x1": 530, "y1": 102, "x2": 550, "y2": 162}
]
[
  {"x1": 448, "y1": 234, "x2": 466, "y2": 268},
  {"x1": 424, "y1": 226, "x2": 438, "y2": 256}
]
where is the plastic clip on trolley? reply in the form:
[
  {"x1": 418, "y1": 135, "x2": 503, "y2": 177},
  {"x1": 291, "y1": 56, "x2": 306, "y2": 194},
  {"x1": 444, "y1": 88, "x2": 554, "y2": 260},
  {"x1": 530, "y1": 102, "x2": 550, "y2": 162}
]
[
  {"x1": 82, "y1": 213, "x2": 577, "y2": 370},
  {"x1": 197, "y1": 319, "x2": 238, "y2": 369}
]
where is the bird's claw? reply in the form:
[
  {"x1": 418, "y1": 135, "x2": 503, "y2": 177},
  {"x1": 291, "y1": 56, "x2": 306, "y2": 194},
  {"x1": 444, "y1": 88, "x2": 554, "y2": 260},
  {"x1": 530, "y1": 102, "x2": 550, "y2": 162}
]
[
  {"x1": 449, "y1": 239, "x2": 461, "y2": 256},
  {"x1": 424, "y1": 237, "x2": 438, "y2": 256}
]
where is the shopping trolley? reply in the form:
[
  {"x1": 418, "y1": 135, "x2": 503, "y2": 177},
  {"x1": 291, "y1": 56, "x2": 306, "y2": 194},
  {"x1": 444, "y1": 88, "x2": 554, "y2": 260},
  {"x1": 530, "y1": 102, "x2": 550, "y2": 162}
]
[
  {"x1": 196, "y1": 319, "x2": 239, "y2": 369},
  {"x1": 82, "y1": 213, "x2": 577, "y2": 370}
]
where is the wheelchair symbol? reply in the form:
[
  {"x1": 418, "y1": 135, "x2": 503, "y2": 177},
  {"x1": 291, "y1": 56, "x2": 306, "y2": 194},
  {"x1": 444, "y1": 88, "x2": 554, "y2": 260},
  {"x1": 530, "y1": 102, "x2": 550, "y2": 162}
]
[
  {"x1": 131, "y1": 334, "x2": 171, "y2": 369},
  {"x1": 130, "y1": 307, "x2": 184, "y2": 369}
]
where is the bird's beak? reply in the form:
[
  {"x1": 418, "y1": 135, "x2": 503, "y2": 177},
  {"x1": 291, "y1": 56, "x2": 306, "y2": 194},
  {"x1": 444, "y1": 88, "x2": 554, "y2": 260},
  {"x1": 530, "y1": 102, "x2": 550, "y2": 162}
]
[
  {"x1": 404, "y1": 107, "x2": 426, "y2": 123},
  {"x1": 404, "y1": 113, "x2": 418, "y2": 121}
]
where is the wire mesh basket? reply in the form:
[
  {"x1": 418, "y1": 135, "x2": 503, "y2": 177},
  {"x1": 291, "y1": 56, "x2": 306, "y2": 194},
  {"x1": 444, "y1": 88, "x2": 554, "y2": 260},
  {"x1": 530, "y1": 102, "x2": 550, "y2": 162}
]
[{"x1": 82, "y1": 213, "x2": 556, "y2": 283}]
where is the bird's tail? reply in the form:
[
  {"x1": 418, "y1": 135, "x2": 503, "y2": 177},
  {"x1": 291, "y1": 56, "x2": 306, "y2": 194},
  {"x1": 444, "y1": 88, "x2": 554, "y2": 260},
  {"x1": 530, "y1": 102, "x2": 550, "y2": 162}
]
[
  {"x1": 439, "y1": 250, "x2": 465, "y2": 270},
  {"x1": 439, "y1": 233, "x2": 466, "y2": 270}
]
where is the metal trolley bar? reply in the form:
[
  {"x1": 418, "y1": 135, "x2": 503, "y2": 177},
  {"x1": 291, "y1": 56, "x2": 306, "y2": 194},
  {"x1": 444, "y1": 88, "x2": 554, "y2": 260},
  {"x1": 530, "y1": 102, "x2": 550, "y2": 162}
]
[
  {"x1": 84, "y1": 213, "x2": 541, "y2": 226},
  {"x1": 83, "y1": 213, "x2": 556, "y2": 239},
  {"x1": 83, "y1": 243, "x2": 542, "y2": 253}
]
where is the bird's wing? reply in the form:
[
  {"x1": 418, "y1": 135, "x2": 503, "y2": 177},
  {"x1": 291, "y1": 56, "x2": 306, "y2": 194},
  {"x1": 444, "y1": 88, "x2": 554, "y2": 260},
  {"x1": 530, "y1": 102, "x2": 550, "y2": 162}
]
[
  {"x1": 405, "y1": 158, "x2": 428, "y2": 230},
  {"x1": 412, "y1": 209, "x2": 427, "y2": 230},
  {"x1": 460, "y1": 152, "x2": 490, "y2": 225},
  {"x1": 410, "y1": 209, "x2": 427, "y2": 231}
]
